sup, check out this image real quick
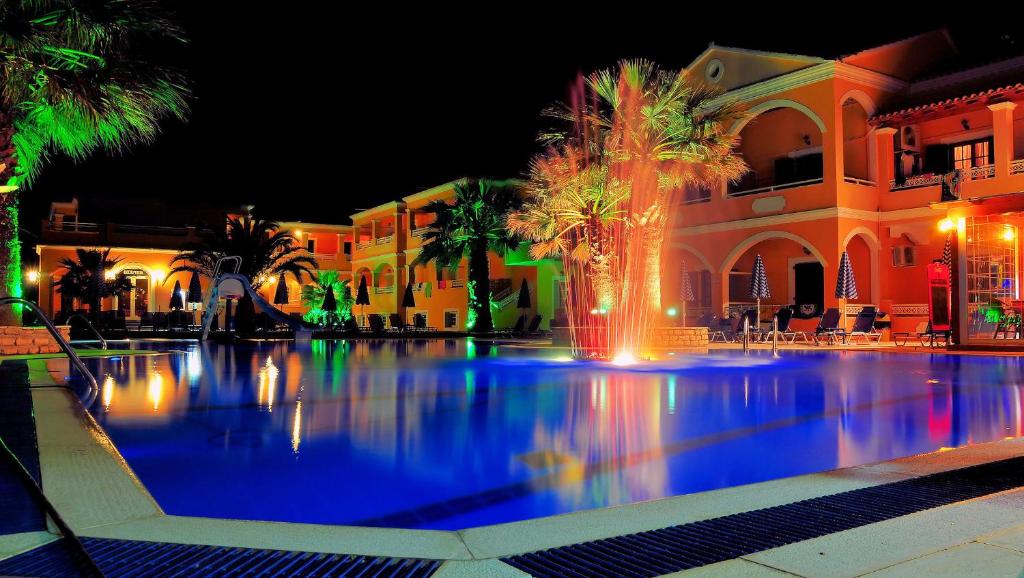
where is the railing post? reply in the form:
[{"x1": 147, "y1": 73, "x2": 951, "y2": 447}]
[
  {"x1": 742, "y1": 317, "x2": 749, "y2": 353},
  {"x1": 772, "y1": 317, "x2": 779, "y2": 355}
]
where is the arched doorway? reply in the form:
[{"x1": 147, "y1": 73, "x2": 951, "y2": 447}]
[
  {"x1": 721, "y1": 232, "x2": 828, "y2": 320},
  {"x1": 112, "y1": 263, "x2": 151, "y2": 321}
]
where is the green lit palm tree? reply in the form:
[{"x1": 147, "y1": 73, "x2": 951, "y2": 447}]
[
  {"x1": 413, "y1": 179, "x2": 522, "y2": 333},
  {"x1": 300, "y1": 270, "x2": 353, "y2": 326},
  {"x1": 54, "y1": 249, "x2": 131, "y2": 320},
  {"x1": 169, "y1": 216, "x2": 318, "y2": 290},
  {"x1": 0, "y1": 1, "x2": 190, "y2": 323}
]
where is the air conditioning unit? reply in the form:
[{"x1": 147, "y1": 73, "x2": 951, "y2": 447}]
[
  {"x1": 892, "y1": 246, "x2": 917, "y2": 267},
  {"x1": 897, "y1": 125, "x2": 921, "y2": 152}
]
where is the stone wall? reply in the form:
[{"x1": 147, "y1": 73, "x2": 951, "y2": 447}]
[
  {"x1": 551, "y1": 326, "x2": 709, "y2": 353},
  {"x1": 0, "y1": 326, "x2": 72, "y2": 356}
]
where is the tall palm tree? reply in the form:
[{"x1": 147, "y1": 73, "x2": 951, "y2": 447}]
[
  {"x1": 0, "y1": 1, "x2": 189, "y2": 323},
  {"x1": 300, "y1": 270, "x2": 353, "y2": 326},
  {"x1": 509, "y1": 60, "x2": 747, "y2": 355},
  {"x1": 413, "y1": 179, "x2": 521, "y2": 333},
  {"x1": 169, "y1": 215, "x2": 318, "y2": 290},
  {"x1": 54, "y1": 249, "x2": 131, "y2": 320}
]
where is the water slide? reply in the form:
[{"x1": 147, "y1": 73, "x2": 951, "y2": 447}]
[{"x1": 200, "y1": 273, "x2": 313, "y2": 341}]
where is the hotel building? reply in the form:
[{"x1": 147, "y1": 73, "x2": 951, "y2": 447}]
[{"x1": 665, "y1": 30, "x2": 1024, "y2": 346}]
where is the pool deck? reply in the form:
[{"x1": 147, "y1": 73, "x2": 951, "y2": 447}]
[{"x1": 2, "y1": 353, "x2": 1024, "y2": 576}]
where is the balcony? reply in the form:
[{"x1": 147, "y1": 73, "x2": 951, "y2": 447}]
[
  {"x1": 728, "y1": 177, "x2": 824, "y2": 198},
  {"x1": 889, "y1": 164, "x2": 995, "y2": 191},
  {"x1": 41, "y1": 220, "x2": 204, "y2": 249},
  {"x1": 373, "y1": 286, "x2": 395, "y2": 294}
]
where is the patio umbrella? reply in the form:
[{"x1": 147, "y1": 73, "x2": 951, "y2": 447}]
[
  {"x1": 402, "y1": 281, "x2": 416, "y2": 308},
  {"x1": 187, "y1": 271, "x2": 203, "y2": 305},
  {"x1": 355, "y1": 275, "x2": 370, "y2": 325},
  {"x1": 273, "y1": 273, "x2": 289, "y2": 305},
  {"x1": 680, "y1": 261, "x2": 694, "y2": 325},
  {"x1": 168, "y1": 280, "x2": 184, "y2": 311},
  {"x1": 835, "y1": 251, "x2": 859, "y2": 331},
  {"x1": 749, "y1": 254, "x2": 770, "y2": 329},
  {"x1": 322, "y1": 283, "x2": 337, "y2": 314},
  {"x1": 942, "y1": 234, "x2": 952, "y2": 268},
  {"x1": 517, "y1": 278, "x2": 531, "y2": 308}
]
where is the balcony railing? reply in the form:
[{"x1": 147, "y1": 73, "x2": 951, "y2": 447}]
[
  {"x1": 411, "y1": 227, "x2": 431, "y2": 239},
  {"x1": 373, "y1": 286, "x2": 395, "y2": 294},
  {"x1": 970, "y1": 164, "x2": 995, "y2": 180},
  {"x1": 842, "y1": 176, "x2": 876, "y2": 187},
  {"x1": 728, "y1": 177, "x2": 823, "y2": 198},
  {"x1": 890, "y1": 174, "x2": 942, "y2": 191},
  {"x1": 449, "y1": 279, "x2": 465, "y2": 289},
  {"x1": 375, "y1": 235, "x2": 394, "y2": 245},
  {"x1": 355, "y1": 241, "x2": 373, "y2": 250},
  {"x1": 1012, "y1": 159, "x2": 1024, "y2": 175}
]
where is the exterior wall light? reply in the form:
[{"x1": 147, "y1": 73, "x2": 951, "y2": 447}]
[
  {"x1": 26, "y1": 270, "x2": 39, "y2": 283},
  {"x1": 104, "y1": 270, "x2": 116, "y2": 280},
  {"x1": 938, "y1": 218, "x2": 955, "y2": 233}
]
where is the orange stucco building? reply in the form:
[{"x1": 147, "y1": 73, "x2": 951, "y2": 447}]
[{"x1": 664, "y1": 31, "x2": 1024, "y2": 345}]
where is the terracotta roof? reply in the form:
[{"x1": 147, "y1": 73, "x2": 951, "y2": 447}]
[{"x1": 870, "y1": 83, "x2": 1024, "y2": 124}]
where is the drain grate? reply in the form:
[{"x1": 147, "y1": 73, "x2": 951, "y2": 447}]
[
  {"x1": 502, "y1": 456, "x2": 1024, "y2": 578},
  {"x1": 0, "y1": 537, "x2": 442, "y2": 578}
]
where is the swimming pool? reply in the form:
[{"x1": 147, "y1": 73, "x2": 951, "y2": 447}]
[{"x1": 85, "y1": 341, "x2": 1024, "y2": 530}]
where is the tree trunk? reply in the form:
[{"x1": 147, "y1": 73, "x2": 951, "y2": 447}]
[
  {"x1": 0, "y1": 113, "x2": 21, "y2": 326},
  {"x1": 469, "y1": 243, "x2": 493, "y2": 333}
]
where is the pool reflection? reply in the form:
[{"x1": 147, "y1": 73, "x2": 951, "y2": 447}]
[{"x1": 88, "y1": 342, "x2": 1024, "y2": 530}]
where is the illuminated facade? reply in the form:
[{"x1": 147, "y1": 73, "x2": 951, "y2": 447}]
[{"x1": 664, "y1": 31, "x2": 1024, "y2": 344}]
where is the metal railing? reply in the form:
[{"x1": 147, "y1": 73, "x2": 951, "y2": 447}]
[
  {"x1": 1012, "y1": 159, "x2": 1024, "y2": 175},
  {"x1": 65, "y1": 313, "x2": 107, "y2": 350},
  {"x1": 0, "y1": 297, "x2": 99, "y2": 408},
  {"x1": 728, "y1": 177, "x2": 824, "y2": 198},
  {"x1": 843, "y1": 176, "x2": 876, "y2": 187}
]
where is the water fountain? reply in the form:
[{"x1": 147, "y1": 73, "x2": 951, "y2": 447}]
[{"x1": 509, "y1": 60, "x2": 748, "y2": 359}]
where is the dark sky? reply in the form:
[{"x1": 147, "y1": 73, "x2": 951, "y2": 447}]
[{"x1": 22, "y1": 8, "x2": 1021, "y2": 232}]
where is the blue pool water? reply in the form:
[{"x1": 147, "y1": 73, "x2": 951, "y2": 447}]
[{"x1": 85, "y1": 341, "x2": 1024, "y2": 530}]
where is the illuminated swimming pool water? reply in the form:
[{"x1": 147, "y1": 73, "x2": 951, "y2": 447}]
[{"x1": 86, "y1": 341, "x2": 1024, "y2": 530}]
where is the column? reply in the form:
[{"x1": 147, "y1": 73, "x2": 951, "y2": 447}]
[
  {"x1": 989, "y1": 101, "x2": 1017, "y2": 179},
  {"x1": 874, "y1": 127, "x2": 897, "y2": 192}
]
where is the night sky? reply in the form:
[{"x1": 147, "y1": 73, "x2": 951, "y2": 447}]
[{"x1": 21, "y1": 9, "x2": 1020, "y2": 235}]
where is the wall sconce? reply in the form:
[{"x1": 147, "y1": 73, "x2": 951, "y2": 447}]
[
  {"x1": 802, "y1": 134, "x2": 811, "y2": 146},
  {"x1": 960, "y1": 119, "x2": 970, "y2": 130}
]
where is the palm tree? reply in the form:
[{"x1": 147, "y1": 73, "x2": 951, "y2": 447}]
[
  {"x1": 54, "y1": 249, "x2": 131, "y2": 320},
  {"x1": 300, "y1": 270, "x2": 353, "y2": 326},
  {"x1": 169, "y1": 215, "x2": 318, "y2": 290},
  {"x1": 0, "y1": 1, "x2": 189, "y2": 323},
  {"x1": 413, "y1": 179, "x2": 522, "y2": 333}
]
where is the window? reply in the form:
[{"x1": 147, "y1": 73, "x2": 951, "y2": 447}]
[
  {"x1": 444, "y1": 310, "x2": 458, "y2": 329},
  {"x1": 891, "y1": 246, "x2": 917, "y2": 267},
  {"x1": 951, "y1": 138, "x2": 992, "y2": 172},
  {"x1": 306, "y1": 238, "x2": 316, "y2": 253},
  {"x1": 343, "y1": 242, "x2": 352, "y2": 256}
]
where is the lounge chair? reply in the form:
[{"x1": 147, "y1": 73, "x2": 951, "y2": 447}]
[
  {"x1": 812, "y1": 308, "x2": 843, "y2": 345},
  {"x1": 388, "y1": 313, "x2": 409, "y2": 333},
  {"x1": 894, "y1": 320, "x2": 949, "y2": 347},
  {"x1": 764, "y1": 307, "x2": 808, "y2": 343},
  {"x1": 368, "y1": 314, "x2": 386, "y2": 334},
  {"x1": 523, "y1": 314, "x2": 543, "y2": 337},
  {"x1": 342, "y1": 317, "x2": 360, "y2": 333},
  {"x1": 706, "y1": 315, "x2": 729, "y2": 342},
  {"x1": 732, "y1": 309, "x2": 763, "y2": 342},
  {"x1": 498, "y1": 315, "x2": 526, "y2": 337},
  {"x1": 845, "y1": 307, "x2": 882, "y2": 343},
  {"x1": 413, "y1": 313, "x2": 436, "y2": 333}
]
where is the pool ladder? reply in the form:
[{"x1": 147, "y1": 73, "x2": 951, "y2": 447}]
[
  {"x1": 66, "y1": 313, "x2": 107, "y2": 350},
  {"x1": 0, "y1": 297, "x2": 100, "y2": 408}
]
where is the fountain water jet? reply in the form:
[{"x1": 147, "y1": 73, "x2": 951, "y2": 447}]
[{"x1": 509, "y1": 60, "x2": 748, "y2": 359}]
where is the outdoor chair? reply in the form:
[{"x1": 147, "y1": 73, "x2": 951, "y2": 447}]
[
  {"x1": 413, "y1": 313, "x2": 436, "y2": 333},
  {"x1": 812, "y1": 308, "x2": 843, "y2": 345},
  {"x1": 894, "y1": 321, "x2": 950, "y2": 347},
  {"x1": 498, "y1": 314, "x2": 526, "y2": 337},
  {"x1": 845, "y1": 307, "x2": 882, "y2": 344},
  {"x1": 735, "y1": 309, "x2": 763, "y2": 342},
  {"x1": 388, "y1": 313, "x2": 409, "y2": 333},
  {"x1": 342, "y1": 317, "x2": 360, "y2": 333},
  {"x1": 694, "y1": 313, "x2": 713, "y2": 328},
  {"x1": 523, "y1": 314, "x2": 543, "y2": 337},
  {"x1": 139, "y1": 311, "x2": 155, "y2": 331},
  {"x1": 764, "y1": 307, "x2": 808, "y2": 343},
  {"x1": 707, "y1": 316, "x2": 729, "y2": 342},
  {"x1": 368, "y1": 314, "x2": 386, "y2": 334}
]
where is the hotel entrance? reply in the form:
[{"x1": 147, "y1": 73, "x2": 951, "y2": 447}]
[{"x1": 116, "y1": 267, "x2": 151, "y2": 321}]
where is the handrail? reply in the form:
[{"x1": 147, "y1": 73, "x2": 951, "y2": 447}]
[
  {"x1": 0, "y1": 297, "x2": 99, "y2": 408},
  {"x1": 66, "y1": 313, "x2": 107, "y2": 350}
]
